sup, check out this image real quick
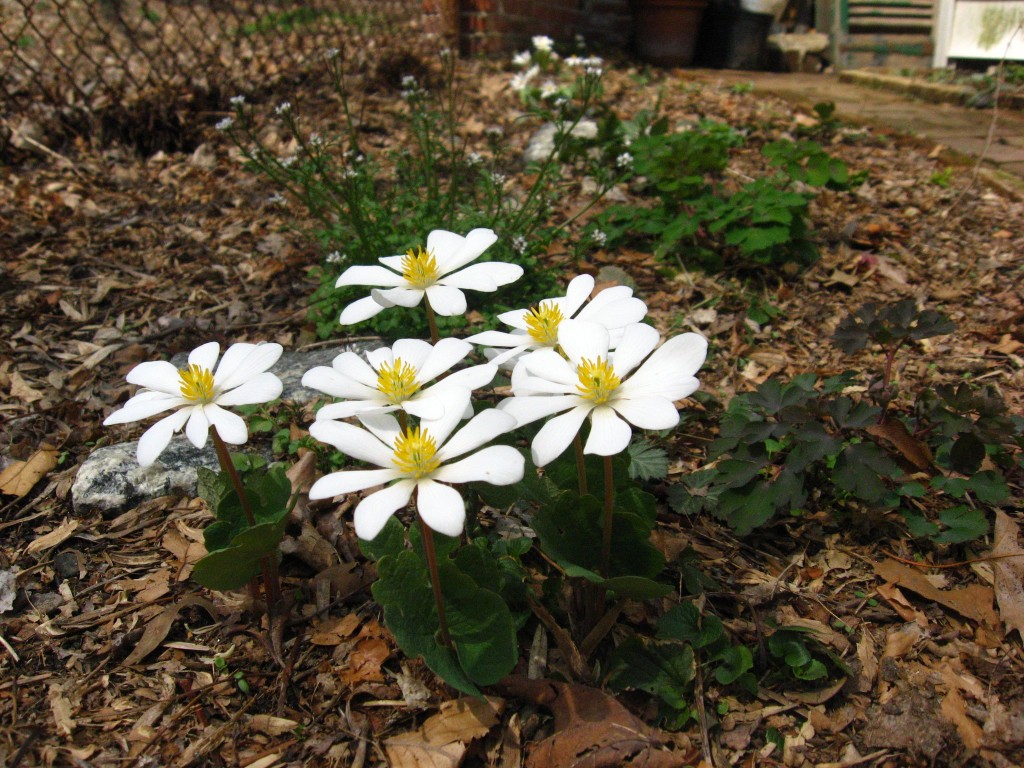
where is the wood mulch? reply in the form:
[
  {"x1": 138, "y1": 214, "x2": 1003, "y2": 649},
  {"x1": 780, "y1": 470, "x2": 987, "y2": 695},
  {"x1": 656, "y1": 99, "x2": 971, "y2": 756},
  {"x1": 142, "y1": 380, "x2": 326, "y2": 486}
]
[{"x1": 1, "y1": 51, "x2": 1022, "y2": 767}]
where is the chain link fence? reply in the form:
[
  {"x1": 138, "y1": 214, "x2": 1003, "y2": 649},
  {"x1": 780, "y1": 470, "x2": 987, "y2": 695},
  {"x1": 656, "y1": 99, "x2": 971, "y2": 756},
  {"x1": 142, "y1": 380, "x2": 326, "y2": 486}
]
[{"x1": 2, "y1": 0, "x2": 445, "y2": 151}]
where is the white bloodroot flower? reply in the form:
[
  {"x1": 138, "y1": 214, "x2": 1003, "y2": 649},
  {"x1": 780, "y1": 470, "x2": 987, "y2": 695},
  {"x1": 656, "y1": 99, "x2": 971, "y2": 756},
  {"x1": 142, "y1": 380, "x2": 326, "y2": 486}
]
[
  {"x1": 307, "y1": 391, "x2": 524, "y2": 539},
  {"x1": 465, "y1": 274, "x2": 647, "y2": 366},
  {"x1": 335, "y1": 228, "x2": 523, "y2": 324},
  {"x1": 498, "y1": 320, "x2": 707, "y2": 467},
  {"x1": 104, "y1": 341, "x2": 284, "y2": 467},
  {"x1": 302, "y1": 337, "x2": 496, "y2": 422}
]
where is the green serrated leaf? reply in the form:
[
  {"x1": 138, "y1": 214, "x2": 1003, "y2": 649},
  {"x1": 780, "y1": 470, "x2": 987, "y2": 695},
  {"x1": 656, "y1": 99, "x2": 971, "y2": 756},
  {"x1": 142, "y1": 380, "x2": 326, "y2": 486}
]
[
  {"x1": 358, "y1": 516, "x2": 407, "y2": 561},
  {"x1": 605, "y1": 637, "x2": 694, "y2": 710},
  {"x1": 933, "y1": 505, "x2": 989, "y2": 544},
  {"x1": 628, "y1": 439, "x2": 670, "y2": 481}
]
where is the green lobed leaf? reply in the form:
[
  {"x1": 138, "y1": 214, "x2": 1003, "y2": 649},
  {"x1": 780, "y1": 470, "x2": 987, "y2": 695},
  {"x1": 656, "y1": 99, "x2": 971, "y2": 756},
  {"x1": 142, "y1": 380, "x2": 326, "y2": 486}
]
[
  {"x1": 605, "y1": 637, "x2": 695, "y2": 710},
  {"x1": 192, "y1": 519, "x2": 287, "y2": 591},
  {"x1": 627, "y1": 439, "x2": 670, "y2": 481},
  {"x1": 932, "y1": 505, "x2": 989, "y2": 545}
]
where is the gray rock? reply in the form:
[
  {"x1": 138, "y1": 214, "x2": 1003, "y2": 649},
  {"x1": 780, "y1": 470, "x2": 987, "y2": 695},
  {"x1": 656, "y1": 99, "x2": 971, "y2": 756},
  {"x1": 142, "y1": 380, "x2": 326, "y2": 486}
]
[
  {"x1": 73, "y1": 340, "x2": 383, "y2": 515},
  {"x1": 524, "y1": 120, "x2": 599, "y2": 165}
]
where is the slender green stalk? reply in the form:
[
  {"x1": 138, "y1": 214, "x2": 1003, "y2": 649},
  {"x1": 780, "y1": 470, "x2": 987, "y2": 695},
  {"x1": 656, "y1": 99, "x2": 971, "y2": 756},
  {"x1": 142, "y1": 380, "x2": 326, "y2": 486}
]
[
  {"x1": 573, "y1": 433, "x2": 589, "y2": 496},
  {"x1": 211, "y1": 429, "x2": 281, "y2": 608},
  {"x1": 418, "y1": 513, "x2": 453, "y2": 650}
]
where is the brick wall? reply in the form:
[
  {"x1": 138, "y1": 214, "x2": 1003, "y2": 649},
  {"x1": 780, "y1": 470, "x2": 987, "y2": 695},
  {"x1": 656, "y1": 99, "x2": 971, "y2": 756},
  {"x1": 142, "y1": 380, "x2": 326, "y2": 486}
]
[{"x1": 458, "y1": 0, "x2": 633, "y2": 55}]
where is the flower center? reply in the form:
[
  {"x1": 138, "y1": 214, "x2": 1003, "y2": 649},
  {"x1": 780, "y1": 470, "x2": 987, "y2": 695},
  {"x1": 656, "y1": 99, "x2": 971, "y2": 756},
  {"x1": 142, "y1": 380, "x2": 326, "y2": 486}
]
[
  {"x1": 524, "y1": 301, "x2": 565, "y2": 345},
  {"x1": 401, "y1": 245, "x2": 440, "y2": 289},
  {"x1": 576, "y1": 356, "x2": 620, "y2": 405},
  {"x1": 376, "y1": 358, "x2": 421, "y2": 404},
  {"x1": 178, "y1": 363, "x2": 216, "y2": 403},
  {"x1": 392, "y1": 427, "x2": 441, "y2": 478}
]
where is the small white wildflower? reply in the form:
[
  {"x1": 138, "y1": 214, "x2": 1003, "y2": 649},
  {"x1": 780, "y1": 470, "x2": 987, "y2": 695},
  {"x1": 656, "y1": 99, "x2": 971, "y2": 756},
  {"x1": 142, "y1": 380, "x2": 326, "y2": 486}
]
[
  {"x1": 512, "y1": 50, "x2": 532, "y2": 67},
  {"x1": 510, "y1": 65, "x2": 539, "y2": 92},
  {"x1": 275, "y1": 101, "x2": 292, "y2": 115},
  {"x1": 512, "y1": 235, "x2": 528, "y2": 255},
  {"x1": 215, "y1": 116, "x2": 234, "y2": 131},
  {"x1": 490, "y1": 171, "x2": 507, "y2": 186},
  {"x1": 309, "y1": 133, "x2": 324, "y2": 149},
  {"x1": 585, "y1": 64, "x2": 603, "y2": 77},
  {"x1": 280, "y1": 155, "x2": 297, "y2": 168},
  {"x1": 565, "y1": 55, "x2": 584, "y2": 67},
  {"x1": 229, "y1": 95, "x2": 246, "y2": 107},
  {"x1": 466, "y1": 151, "x2": 483, "y2": 166},
  {"x1": 267, "y1": 192, "x2": 286, "y2": 206},
  {"x1": 325, "y1": 250, "x2": 344, "y2": 264},
  {"x1": 592, "y1": 229, "x2": 608, "y2": 246},
  {"x1": 342, "y1": 168, "x2": 359, "y2": 179},
  {"x1": 401, "y1": 74, "x2": 418, "y2": 89},
  {"x1": 540, "y1": 80, "x2": 559, "y2": 99},
  {"x1": 532, "y1": 35, "x2": 554, "y2": 52},
  {"x1": 325, "y1": 47, "x2": 341, "y2": 60},
  {"x1": 485, "y1": 126, "x2": 504, "y2": 139},
  {"x1": 616, "y1": 152, "x2": 633, "y2": 169}
]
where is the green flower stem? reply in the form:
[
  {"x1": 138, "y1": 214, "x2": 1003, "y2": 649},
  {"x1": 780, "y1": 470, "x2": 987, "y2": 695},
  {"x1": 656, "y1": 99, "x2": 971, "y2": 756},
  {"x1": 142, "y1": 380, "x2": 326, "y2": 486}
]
[
  {"x1": 573, "y1": 433, "x2": 589, "y2": 496},
  {"x1": 417, "y1": 512, "x2": 454, "y2": 650},
  {"x1": 211, "y1": 429, "x2": 281, "y2": 608},
  {"x1": 424, "y1": 297, "x2": 440, "y2": 345}
]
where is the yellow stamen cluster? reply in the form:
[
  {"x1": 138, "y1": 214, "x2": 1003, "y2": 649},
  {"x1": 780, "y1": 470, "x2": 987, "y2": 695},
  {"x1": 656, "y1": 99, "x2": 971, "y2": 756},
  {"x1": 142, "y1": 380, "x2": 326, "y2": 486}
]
[
  {"x1": 178, "y1": 363, "x2": 216, "y2": 403},
  {"x1": 392, "y1": 427, "x2": 441, "y2": 478},
  {"x1": 524, "y1": 302, "x2": 565, "y2": 346},
  {"x1": 576, "y1": 357, "x2": 620, "y2": 404},
  {"x1": 401, "y1": 245, "x2": 440, "y2": 289},
  {"x1": 376, "y1": 358, "x2": 421, "y2": 404}
]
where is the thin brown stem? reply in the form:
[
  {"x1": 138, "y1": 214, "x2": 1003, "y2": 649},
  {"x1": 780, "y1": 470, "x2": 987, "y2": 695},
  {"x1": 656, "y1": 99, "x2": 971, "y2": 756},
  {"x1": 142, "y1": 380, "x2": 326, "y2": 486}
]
[
  {"x1": 424, "y1": 297, "x2": 440, "y2": 344},
  {"x1": 418, "y1": 513, "x2": 453, "y2": 650},
  {"x1": 211, "y1": 429, "x2": 281, "y2": 607},
  {"x1": 573, "y1": 433, "x2": 588, "y2": 496},
  {"x1": 600, "y1": 455, "x2": 614, "y2": 579}
]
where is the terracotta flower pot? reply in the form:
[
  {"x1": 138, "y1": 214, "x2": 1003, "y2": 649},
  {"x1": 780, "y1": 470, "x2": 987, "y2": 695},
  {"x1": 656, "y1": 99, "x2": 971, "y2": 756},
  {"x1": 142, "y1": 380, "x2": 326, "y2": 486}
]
[{"x1": 632, "y1": 0, "x2": 710, "y2": 67}]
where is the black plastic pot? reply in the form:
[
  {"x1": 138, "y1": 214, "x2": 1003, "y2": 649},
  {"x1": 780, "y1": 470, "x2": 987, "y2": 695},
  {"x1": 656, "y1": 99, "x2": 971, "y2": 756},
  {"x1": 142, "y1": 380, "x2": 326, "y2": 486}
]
[{"x1": 696, "y1": 5, "x2": 773, "y2": 70}]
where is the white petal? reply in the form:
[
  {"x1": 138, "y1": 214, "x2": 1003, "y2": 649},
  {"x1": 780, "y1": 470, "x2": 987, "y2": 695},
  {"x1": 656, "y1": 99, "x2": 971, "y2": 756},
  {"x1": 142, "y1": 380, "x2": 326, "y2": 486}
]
[
  {"x1": 520, "y1": 348, "x2": 577, "y2": 386},
  {"x1": 335, "y1": 264, "x2": 404, "y2": 288},
  {"x1": 562, "y1": 274, "x2": 596, "y2": 316},
  {"x1": 310, "y1": 468, "x2": 402, "y2": 500},
  {"x1": 580, "y1": 295, "x2": 648, "y2": 330},
  {"x1": 511, "y1": 373, "x2": 576, "y2": 396},
  {"x1": 531, "y1": 404, "x2": 592, "y2": 467},
  {"x1": 104, "y1": 392, "x2": 184, "y2": 425},
  {"x1": 216, "y1": 372, "x2": 283, "y2": 407},
  {"x1": 188, "y1": 342, "x2": 221, "y2": 372},
  {"x1": 584, "y1": 406, "x2": 632, "y2": 456},
  {"x1": 430, "y1": 227, "x2": 497, "y2": 274},
  {"x1": 423, "y1": 284, "x2": 467, "y2": 316},
  {"x1": 309, "y1": 420, "x2": 395, "y2": 466},
  {"x1": 439, "y1": 262, "x2": 523, "y2": 291},
  {"x1": 415, "y1": 337, "x2": 471, "y2": 381},
  {"x1": 577, "y1": 285, "x2": 635, "y2": 317},
  {"x1": 440, "y1": 362, "x2": 497, "y2": 391},
  {"x1": 216, "y1": 343, "x2": 283, "y2": 391},
  {"x1": 557, "y1": 320, "x2": 610, "y2": 366},
  {"x1": 354, "y1": 480, "x2": 416, "y2": 540},
  {"x1": 372, "y1": 287, "x2": 425, "y2": 309},
  {"x1": 301, "y1": 365, "x2": 378, "y2": 400},
  {"x1": 495, "y1": 308, "x2": 529, "y2": 330},
  {"x1": 136, "y1": 409, "x2": 191, "y2": 467},
  {"x1": 609, "y1": 323, "x2": 660, "y2": 378},
  {"x1": 340, "y1": 295, "x2": 388, "y2": 324},
  {"x1": 465, "y1": 329, "x2": 523, "y2": 348},
  {"x1": 206, "y1": 404, "x2": 248, "y2": 444},
  {"x1": 435, "y1": 445, "x2": 525, "y2": 485},
  {"x1": 185, "y1": 406, "x2": 210, "y2": 449},
  {"x1": 437, "y1": 408, "x2": 517, "y2": 462},
  {"x1": 611, "y1": 395, "x2": 681, "y2": 430},
  {"x1": 401, "y1": 396, "x2": 446, "y2": 421},
  {"x1": 498, "y1": 394, "x2": 578, "y2": 427},
  {"x1": 620, "y1": 333, "x2": 708, "y2": 400},
  {"x1": 415, "y1": 479, "x2": 466, "y2": 537},
  {"x1": 357, "y1": 412, "x2": 403, "y2": 449},
  {"x1": 416, "y1": 388, "x2": 473, "y2": 446},
  {"x1": 333, "y1": 351, "x2": 380, "y2": 387},
  {"x1": 392, "y1": 338, "x2": 437, "y2": 373},
  {"x1": 126, "y1": 360, "x2": 185, "y2": 395},
  {"x1": 378, "y1": 254, "x2": 407, "y2": 271},
  {"x1": 315, "y1": 400, "x2": 389, "y2": 421}
]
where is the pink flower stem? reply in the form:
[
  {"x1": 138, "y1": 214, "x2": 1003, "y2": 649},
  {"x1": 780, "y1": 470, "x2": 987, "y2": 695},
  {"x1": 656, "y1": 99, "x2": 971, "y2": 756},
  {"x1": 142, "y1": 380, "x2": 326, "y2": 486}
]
[{"x1": 418, "y1": 511, "x2": 454, "y2": 650}]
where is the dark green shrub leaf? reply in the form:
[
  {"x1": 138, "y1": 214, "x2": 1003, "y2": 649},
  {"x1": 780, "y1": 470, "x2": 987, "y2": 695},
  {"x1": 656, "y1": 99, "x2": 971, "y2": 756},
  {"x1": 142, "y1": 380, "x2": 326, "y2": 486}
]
[
  {"x1": 606, "y1": 637, "x2": 694, "y2": 710},
  {"x1": 933, "y1": 506, "x2": 989, "y2": 545}
]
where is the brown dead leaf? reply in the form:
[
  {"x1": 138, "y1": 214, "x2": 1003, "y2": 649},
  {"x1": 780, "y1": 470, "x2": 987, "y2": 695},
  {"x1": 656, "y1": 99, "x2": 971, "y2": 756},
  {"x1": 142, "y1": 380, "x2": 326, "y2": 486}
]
[
  {"x1": 249, "y1": 714, "x2": 300, "y2": 737},
  {"x1": 991, "y1": 510, "x2": 1024, "y2": 641},
  {"x1": 940, "y1": 688, "x2": 984, "y2": 749},
  {"x1": 310, "y1": 613, "x2": 361, "y2": 646},
  {"x1": 873, "y1": 559, "x2": 998, "y2": 626},
  {"x1": 121, "y1": 595, "x2": 218, "y2": 667},
  {"x1": 0, "y1": 448, "x2": 58, "y2": 497},
  {"x1": 498, "y1": 676, "x2": 695, "y2": 767},
  {"x1": 25, "y1": 518, "x2": 79, "y2": 556},
  {"x1": 384, "y1": 697, "x2": 504, "y2": 768},
  {"x1": 865, "y1": 420, "x2": 935, "y2": 471}
]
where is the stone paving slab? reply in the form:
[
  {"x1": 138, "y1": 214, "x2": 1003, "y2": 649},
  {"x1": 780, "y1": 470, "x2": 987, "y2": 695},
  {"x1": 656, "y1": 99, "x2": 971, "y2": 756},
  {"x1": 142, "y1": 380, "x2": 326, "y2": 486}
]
[{"x1": 685, "y1": 70, "x2": 1024, "y2": 187}]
